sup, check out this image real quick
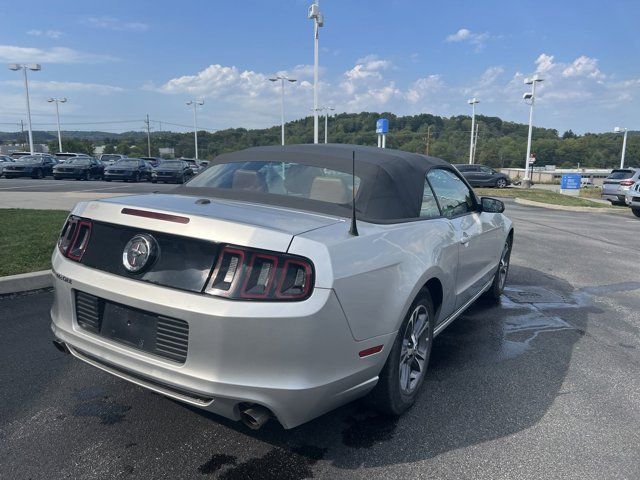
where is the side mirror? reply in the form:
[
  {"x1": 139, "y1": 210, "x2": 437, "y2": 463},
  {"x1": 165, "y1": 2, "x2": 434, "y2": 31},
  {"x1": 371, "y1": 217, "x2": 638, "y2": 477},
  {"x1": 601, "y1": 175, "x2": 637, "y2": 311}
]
[{"x1": 481, "y1": 197, "x2": 505, "y2": 213}]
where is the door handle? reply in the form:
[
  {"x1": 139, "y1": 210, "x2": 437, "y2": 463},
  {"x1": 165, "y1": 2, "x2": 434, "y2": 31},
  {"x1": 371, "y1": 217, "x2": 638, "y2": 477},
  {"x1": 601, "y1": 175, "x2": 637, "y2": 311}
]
[{"x1": 460, "y1": 232, "x2": 470, "y2": 245}]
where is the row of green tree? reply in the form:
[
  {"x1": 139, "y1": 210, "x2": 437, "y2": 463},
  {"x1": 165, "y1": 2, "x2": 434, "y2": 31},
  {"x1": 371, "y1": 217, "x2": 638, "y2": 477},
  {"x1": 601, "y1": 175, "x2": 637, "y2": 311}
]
[{"x1": 2, "y1": 112, "x2": 637, "y2": 169}]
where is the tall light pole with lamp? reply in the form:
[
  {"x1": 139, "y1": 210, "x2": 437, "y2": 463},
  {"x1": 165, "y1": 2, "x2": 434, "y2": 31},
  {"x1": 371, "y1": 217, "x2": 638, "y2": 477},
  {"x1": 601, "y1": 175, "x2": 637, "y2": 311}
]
[
  {"x1": 522, "y1": 75, "x2": 543, "y2": 187},
  {"x1": 269, "y1": 76, "x2": 297, "y2": 145},
  {"x1": 308, "y1": 1, "x2": 324, "y2": 144},
  {"x1": 320, "y1": 106, "x2": 334, "y2": 143},
  {"x1": 186, "y1": 99, "x2": 204, "y2": 160},
  {"x1": 48, "y1": 97, "x2": 67, "y2": 153},
  {"x1": 614, "y1": 127, "x2": 628, "y2": 169},
  {"x1": 467, "y1": 97, "x2": 479, "y2": 164},
  {"x1": 8, "y1": 63, "x2": 41, "y2": 154}
]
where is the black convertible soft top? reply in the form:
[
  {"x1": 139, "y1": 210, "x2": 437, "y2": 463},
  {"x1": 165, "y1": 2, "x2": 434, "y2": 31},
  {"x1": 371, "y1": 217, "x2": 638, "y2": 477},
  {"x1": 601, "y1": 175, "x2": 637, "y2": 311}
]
[{"x1": 180, "y1": 144, "x2": 450, "y2": 222}]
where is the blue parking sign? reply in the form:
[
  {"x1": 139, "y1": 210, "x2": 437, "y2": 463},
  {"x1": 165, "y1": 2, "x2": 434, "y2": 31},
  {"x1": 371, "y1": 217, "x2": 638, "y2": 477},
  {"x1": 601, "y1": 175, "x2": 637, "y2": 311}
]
[
  {"x1": 561, "y1": 173, "x2": 581, "y2": 189},
  {"x1": 376, "y1": 118, "x2": 389, "y2": 134}
]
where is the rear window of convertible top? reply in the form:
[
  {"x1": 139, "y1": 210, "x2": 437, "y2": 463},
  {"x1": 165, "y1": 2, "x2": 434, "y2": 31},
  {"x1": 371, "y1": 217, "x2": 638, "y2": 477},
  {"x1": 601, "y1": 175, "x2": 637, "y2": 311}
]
[{"x1": 187, "y1": 160, "x2": 361, "y2": 205}]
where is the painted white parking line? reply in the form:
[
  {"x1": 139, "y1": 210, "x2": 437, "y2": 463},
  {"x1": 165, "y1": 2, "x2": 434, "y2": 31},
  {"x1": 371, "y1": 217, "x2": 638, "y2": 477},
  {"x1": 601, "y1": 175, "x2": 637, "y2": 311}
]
[{"x1": 0, "y1": 181, "x2": 77, "y2": 190}]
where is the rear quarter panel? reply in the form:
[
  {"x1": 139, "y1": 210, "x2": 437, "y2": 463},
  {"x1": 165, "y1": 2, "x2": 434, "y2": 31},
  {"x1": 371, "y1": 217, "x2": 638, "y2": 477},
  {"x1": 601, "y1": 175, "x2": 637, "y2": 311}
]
[{"x1": 289, "y1": 219, "x2": 458, "y2": 341}]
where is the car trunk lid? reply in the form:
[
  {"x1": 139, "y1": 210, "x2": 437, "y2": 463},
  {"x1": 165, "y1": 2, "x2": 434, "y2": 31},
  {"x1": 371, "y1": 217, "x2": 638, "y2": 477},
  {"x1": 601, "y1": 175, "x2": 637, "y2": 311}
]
[{"x1": 71, "y1": 194, "x2": 342, "y2": 292}]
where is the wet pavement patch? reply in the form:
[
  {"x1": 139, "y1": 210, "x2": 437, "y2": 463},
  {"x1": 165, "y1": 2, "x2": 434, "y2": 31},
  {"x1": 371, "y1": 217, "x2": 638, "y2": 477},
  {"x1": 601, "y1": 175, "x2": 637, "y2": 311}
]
[
  {"x1": 72, "y1": 386, "x2": 131, "y2": 425},
  {"x1": 342, "y1": 412, "x2": 399, "y2": 448},
  {"x1": 216, "y1": 445, "x2": 327, "y2": 480},
  {"x1": 198, "y1": 454, "x2": 237, "y2": 475},
  {"x1": 505, "y1": 286, "x2": 569, "y2": 304}
]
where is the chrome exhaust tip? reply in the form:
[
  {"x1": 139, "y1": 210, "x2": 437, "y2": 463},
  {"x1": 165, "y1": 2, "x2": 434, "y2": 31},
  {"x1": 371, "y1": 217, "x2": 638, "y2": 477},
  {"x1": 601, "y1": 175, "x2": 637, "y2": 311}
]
[{"x1": 240, "y1": 406, "x2": 271, "y2": 430}]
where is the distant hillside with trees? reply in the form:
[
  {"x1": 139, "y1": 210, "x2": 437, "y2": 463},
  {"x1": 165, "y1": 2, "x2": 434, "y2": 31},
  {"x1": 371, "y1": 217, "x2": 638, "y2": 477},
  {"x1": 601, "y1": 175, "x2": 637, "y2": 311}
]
[{"x1": 1, "y1": 112, "x2": 637, "y2": 169}]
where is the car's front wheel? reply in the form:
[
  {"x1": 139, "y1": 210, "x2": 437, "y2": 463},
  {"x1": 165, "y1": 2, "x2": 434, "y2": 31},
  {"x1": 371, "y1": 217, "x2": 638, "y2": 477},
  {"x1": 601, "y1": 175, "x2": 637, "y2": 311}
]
[
  {"x1": 368, "y1": 291, "x2": 434, "y2": 415},
  {"x1": 483, "y1": 235, "x2": 512, "y2": 302},
  {"x1": 496, "y1": 178, "x2": 507, "y2": 188},
  {"x1": 632, "y1": 208, "x2": 640, "y2": 218}
]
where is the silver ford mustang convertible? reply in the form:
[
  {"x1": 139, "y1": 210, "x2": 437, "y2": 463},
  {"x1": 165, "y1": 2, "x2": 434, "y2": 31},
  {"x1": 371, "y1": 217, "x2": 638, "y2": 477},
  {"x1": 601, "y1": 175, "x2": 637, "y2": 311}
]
[{"x1": 51, "y1": 144, "x2": 513, "y2": 429}]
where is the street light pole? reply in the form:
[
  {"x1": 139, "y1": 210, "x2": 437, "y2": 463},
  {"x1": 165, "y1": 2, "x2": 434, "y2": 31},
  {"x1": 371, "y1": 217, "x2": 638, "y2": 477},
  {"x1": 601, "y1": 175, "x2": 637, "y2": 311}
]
[
  {"x1": 321, "y1": 106, "x2": 334, "y2": 143},
  {"x1": 186, "y1": 99, "x2": 204, "y2": 160},
  {"x1": 308, "y1": 1, "x2": 324, "y2": 144},
  {"x1": 269, "y1": 76, "x2": 297, "y2": 145},
  {"x1": 9, "y1": 63, "x2": 41, "y2": 154},
  {"x1": 467, "y1": 98, "x2": 479, "y2": 164},
  {"x1": 614, "y1": 127, "x2": 628, "y2": 169},
  {"x1": 523, "y1": 75, "x2": 544, "y2": 187},
  {"x1": 48, "y1": 97, "x2": 67, "y2": 153}
]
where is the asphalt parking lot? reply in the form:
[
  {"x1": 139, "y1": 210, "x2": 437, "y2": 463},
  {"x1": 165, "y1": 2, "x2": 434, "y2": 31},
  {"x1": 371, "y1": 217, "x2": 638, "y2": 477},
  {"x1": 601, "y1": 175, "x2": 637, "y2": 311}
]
[{"x1": 1, "y1": 199, "x2": 639, "y2": 479}]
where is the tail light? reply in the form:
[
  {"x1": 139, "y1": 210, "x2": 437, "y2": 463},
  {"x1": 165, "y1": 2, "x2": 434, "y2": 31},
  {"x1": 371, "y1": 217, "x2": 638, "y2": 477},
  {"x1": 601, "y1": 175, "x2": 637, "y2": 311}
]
[
  {"x1": 205, "y1": 245, "x2": 314, "y2": 301},
  {"x1": 620, "y1": 179, "x2": 635, "y2": 187},
  {"x1": 58, "y1": 215, "x2": 92, "y2": 261}
]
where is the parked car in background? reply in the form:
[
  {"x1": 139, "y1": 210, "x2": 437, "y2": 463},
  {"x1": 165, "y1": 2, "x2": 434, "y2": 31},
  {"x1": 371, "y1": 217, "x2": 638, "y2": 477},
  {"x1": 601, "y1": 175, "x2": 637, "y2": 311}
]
[
  {"x1": 10, "y1": 151, "x2": 32, "y2": 159},
  {"x1": 602, "y1": 168, "x2": 640, "y2": 205},
  {"x1": 104, "y1": 158, "x2": 153, "y2": 182},
  {"x1": 55, "y1": 152, "x2": 89, "y2": 164},
  {"x1": 181, "y1": 157, "x2": 202, "y2": 175},
  {"x1": 151, "y1": 159, "x2": 194, "y2": 184},
  {"x1": 51, "y1": 144, "x2": 513, "y2": 430},
  {"x1": 53, "y1": 156, "x2": 104, "y2": 180},
  {"x1": 0, "y1": 155, "x2": 14, "y2": 176},
  {"x1": 99, "y1": 154, "x2": 128, "y2": 166},
  {"x1": 624, "y1": 180, "x2": 640, "y2": 218},
  {"x1": 3, "y1": 154, "x2": 57, "y2": 178},
  {"x1": 140, "y1": 156, "x2": 162, "y2": 168},
  {"x1": 453, "y1": 164, "x2": 510, "y2": 188}
]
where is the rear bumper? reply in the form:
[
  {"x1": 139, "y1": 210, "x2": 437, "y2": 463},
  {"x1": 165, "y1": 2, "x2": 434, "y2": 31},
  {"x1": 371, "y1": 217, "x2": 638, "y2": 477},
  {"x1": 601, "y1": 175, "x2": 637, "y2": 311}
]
[
  {"x1": 4, "y1": 170, "x2": 34, "y2": 177},
  {"x1": 602, "y1": 193, "x2": 625, "y2": 202},
  {"x1": 50, "y1": 252, "x2": 392, "y2": 428},
  {"x1": 54, "y1": 171, "x2": 85, "y2": 178},
  {"x1": 105, "y1": 172, "x2": 135, "y2": 180}
]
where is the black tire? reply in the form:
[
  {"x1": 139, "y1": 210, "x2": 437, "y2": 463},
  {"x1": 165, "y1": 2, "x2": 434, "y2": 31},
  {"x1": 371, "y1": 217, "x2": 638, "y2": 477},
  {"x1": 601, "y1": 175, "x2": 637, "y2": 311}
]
[
  {"x1": 367, "y1": 290, "x2": 435, "y2": 416},
  {"x1": 105, "y1": 178, "x2": 111, "y2": 182},
  {"x1": 32, "y1": 169, "x2": 43, "y2": 179},
  {"x1": 496, "y1": 178, "x2": 507, "y2": 189},
  {"x1": 632, "y1": 208, "x2": 640, "y2": 218},
  {"x1": 133, "y1": 172, "x2": 140, "y2": 183},
  {"x1": 611, "y1": 200, "x2": 626, "y2": 206},
  {"x1": 483, "y1": 235, "x2": 513, "y2": 302},
  {"x1": 151, "y1": 179, "x2": 157, "y2": 184},
  {"x1": 54, "y1": 176, "x2": 62, "y2": 180}
]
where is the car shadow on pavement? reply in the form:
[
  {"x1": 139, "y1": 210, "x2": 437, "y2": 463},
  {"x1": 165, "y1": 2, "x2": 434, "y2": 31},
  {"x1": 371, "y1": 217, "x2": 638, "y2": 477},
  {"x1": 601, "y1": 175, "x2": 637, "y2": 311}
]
[{"x1": 185, "y1": 264, "x2": 602, "y2": 473}]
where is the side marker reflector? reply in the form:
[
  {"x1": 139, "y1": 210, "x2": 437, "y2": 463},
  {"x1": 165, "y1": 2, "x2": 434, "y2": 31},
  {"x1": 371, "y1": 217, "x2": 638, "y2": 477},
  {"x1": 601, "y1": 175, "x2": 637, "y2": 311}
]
[{"x1": 359, "y1": 345, "x2": 384, "y2": 358}]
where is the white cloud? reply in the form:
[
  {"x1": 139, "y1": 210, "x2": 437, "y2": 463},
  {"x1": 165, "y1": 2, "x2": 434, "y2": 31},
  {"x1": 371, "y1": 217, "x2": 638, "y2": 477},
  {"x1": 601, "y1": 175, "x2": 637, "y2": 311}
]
[
  {"x1": 2, "y1": 80, "x2": 124, "y2": 95},
  {"x1": 27, "y1": 29, "x2": 63, "y2": 39},
  {"x1": 562, "y1": 55, "x2": 605, "y2": 80},
  {"x1": 445, "y1": 28, "x2": 490, "y2": 50},
  {"x1": 0, "y1": 45, "x2": 117, "y2": 64},
  {"x1": 84, "y1": 16, "x2": 149, "y2": 32}
]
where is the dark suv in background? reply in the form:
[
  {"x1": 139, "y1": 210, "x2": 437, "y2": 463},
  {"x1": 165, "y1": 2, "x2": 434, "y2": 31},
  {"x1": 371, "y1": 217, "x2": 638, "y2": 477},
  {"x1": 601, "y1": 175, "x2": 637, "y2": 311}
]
[{"x1": 454, "y1": 164, "x2": 510, "y2": 188}]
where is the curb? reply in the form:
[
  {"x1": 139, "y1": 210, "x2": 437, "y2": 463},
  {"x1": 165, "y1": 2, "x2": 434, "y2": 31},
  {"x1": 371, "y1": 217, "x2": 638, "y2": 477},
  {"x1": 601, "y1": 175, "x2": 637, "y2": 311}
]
[
  {"x1": 0, "y1": 270, "x2": 53, "y2": 295},
  {"x1": 514, "y1": 198, "x2": 629, "y2": 213}
]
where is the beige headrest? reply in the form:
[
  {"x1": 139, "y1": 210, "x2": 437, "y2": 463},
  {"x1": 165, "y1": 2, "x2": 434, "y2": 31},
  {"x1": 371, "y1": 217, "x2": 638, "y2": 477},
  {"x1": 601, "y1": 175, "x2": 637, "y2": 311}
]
[{"x1": 309, "y1": 177, "x2": 349, "y2": 203}]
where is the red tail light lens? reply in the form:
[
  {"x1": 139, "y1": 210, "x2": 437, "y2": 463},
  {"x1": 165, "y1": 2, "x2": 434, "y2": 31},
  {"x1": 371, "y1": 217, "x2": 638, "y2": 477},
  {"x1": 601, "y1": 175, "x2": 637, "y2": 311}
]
[
  {"x1": 620, "y1": 179, "x2": 635, "y2": 187},
  {"x1": 58, "y1": 215, "x2": 92, "y2": 261},
  {"x1": 205, "y1": 245, "x2": 314, "y2": 301}
]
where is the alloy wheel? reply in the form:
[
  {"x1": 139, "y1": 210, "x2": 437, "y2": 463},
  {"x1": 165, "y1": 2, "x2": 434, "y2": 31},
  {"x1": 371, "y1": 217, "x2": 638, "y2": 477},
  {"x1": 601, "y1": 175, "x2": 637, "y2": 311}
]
[
  {"x1": 399, "y1": 305, "x2": 430, "y2": 394},
  {"x1": 498, "y1": 240, "x2": 511, "y2": 290}
]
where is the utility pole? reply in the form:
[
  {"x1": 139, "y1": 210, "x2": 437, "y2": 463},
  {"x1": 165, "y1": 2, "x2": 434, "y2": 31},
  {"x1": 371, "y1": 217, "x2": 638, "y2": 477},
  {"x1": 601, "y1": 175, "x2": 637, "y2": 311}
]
[
  {"x1": 145, "y1": 114, "x2": 152, "y2": 157},
  {"x1": 425, "y1": 125, "x2": 433, "y2": 156},
  {"x1": 523, "y1": 75, "x2": 544, "y2": 187},
  {"x1": 20, "y1": 120, "x2": 27, "y2": 147},
  {"x1": 473, "y1": 123, "x2": 479, "y2": 164},
  {"x1": 48, "y1": 97, "x2": 67, "y2": 153},
  {"x1": 467, "y1": 98, "x2": 479, "y2": 164}
]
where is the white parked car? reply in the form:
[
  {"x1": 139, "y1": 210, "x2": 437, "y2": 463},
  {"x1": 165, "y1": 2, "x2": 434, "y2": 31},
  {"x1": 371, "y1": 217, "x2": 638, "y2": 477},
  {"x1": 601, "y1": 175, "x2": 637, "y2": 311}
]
[
  {"x1": 625, "y1": 180, "x2": 640, "y2": 217},
  {"x1": 51, "y1": 144, "x2": 514, "y2": 429}
]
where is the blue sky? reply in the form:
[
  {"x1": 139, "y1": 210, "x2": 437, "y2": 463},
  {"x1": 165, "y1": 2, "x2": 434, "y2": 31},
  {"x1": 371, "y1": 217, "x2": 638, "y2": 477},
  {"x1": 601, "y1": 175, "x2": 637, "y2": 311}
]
[{"x1": 1, "y1": 0, "x2": 639, "y2": 135}]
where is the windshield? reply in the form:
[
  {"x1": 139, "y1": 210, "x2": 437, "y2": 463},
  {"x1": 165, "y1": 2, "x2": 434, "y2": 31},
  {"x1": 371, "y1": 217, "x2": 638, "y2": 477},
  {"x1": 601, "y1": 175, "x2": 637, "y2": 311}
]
[
  {"x1": 18, "y1": 156, "x2": 43, "y2": 164},
  {"x1": 101, "y1": 155, "x2": 121, "y2": 161},
  {"x1": 115, "y1": 159, "x2": 140, "y2": 167},
  {"x1": 160, "y1": 161, "x2": 182, "y2": 167},
  {"x1": 607, "y1": 170, "x2": 634, "y2": 180},
  {"x1": 187, "y1": 161, "x2": 360, "y2": 205},
  {"x1": 55, "y1": 154, "x2": 78, "y2": 159},
  {"x1": 67, "y1": 158, "x2": 91, "y2": 165}
]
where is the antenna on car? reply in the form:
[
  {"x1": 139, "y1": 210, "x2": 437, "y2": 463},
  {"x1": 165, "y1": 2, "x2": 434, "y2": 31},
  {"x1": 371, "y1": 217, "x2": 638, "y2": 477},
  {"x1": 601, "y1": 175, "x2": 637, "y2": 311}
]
[{"x1": 349, "y1": 150, "x2": 359, "y2": 237}]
